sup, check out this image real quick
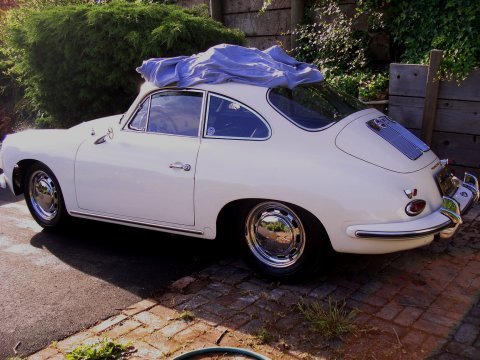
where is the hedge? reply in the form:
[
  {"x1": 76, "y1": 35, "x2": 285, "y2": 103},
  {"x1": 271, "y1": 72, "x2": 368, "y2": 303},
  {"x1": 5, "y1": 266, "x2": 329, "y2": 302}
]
[{"x1": 2, "y1": 1, "x2": 244, "y2": 127}]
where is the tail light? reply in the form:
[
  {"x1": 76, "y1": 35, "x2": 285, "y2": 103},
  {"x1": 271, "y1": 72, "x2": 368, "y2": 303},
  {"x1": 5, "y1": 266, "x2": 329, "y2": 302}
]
[{"x1": 405, "y1": 199, "x2": 426, "y2": 216}]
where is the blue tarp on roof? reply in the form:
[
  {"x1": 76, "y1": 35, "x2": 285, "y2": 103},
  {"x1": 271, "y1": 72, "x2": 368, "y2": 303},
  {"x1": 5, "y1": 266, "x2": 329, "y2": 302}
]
[{"x1": 136, "y1": 44, "x2": 324, "y2": 89}]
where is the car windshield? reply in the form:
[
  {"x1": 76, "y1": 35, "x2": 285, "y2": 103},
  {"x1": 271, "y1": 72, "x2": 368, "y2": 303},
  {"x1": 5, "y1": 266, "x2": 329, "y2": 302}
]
[{"x1": 268, "y1": 82, "x2": 367, "y2": 131}]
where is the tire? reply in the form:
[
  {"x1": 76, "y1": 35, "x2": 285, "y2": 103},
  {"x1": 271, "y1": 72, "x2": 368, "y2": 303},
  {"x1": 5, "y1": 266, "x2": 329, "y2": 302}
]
[
  {"x1": 236, "y1": 200, "x2": 330, "y2": 280},
  {"x1": 24, "y1": 162, "x2": 69, "y2": 229}
]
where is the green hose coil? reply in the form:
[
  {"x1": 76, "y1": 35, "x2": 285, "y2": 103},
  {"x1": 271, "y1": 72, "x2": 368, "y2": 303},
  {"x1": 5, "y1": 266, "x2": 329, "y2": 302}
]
[{"x1": 172, "y1": 346, "x2": 271, "y2": 360}]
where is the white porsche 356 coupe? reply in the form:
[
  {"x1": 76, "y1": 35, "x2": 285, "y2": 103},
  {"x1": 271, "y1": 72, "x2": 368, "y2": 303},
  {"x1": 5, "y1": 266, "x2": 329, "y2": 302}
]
[{"x1": 0, "y1": 45, "x2": 478, "y2": 279}]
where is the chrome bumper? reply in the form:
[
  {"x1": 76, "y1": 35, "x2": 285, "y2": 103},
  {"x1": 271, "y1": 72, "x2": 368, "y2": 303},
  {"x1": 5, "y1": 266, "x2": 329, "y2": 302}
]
[{"x1": 350, "y1": 172, "x2": 479, "y2": 240}]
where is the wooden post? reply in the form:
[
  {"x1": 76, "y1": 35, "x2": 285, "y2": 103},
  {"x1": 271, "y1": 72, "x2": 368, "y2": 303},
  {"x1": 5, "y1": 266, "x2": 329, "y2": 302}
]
[
  {"x1": 291, "y1": 0, "x2": 305, "y2": 49},
  {"x1": 210, "y1": 0, "x2": 223, "y2": 24},
  {"x1": 421, "y1": 49, "x2": 444, "y2": 145}
]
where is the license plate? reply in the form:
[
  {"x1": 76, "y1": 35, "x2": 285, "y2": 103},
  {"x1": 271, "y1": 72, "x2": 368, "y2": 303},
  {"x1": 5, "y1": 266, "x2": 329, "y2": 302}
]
[{"x1": 436, "y1": 167, "x2": 455, "y2": 196}]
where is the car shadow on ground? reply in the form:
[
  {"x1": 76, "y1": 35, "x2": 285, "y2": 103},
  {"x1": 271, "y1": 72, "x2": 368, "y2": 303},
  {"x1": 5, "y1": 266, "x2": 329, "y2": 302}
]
[
  {"x1": 29, "y1": 218, "x2": 229, "y2": 298},
  {"x1": 0, "y1": 189, "x2": 24, "y2": 204}
]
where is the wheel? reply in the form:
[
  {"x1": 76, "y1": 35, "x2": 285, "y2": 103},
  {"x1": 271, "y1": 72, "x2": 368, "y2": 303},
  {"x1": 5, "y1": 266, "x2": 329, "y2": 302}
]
[
  {"x1": 237, "y1": 200, "x2": 329, "y2": 280},
  {"x1": 24, "y1": 163, "x2": 68, "y2": 229}
]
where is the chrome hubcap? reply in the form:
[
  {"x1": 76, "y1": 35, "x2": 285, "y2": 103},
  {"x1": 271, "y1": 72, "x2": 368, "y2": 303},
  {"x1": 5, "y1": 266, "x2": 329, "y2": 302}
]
[
  {"x1": 245, "y1": 202, "x2": 306, "y2": 268},
  {"x1": 29, "y1": 170, "x2": 58, "y2": 221}
]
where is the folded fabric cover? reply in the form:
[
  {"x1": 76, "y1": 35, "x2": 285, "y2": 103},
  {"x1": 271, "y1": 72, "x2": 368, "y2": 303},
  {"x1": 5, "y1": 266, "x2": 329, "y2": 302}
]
[{"x1": 136, "y1": 44, "x2": 324, "y2": 89}]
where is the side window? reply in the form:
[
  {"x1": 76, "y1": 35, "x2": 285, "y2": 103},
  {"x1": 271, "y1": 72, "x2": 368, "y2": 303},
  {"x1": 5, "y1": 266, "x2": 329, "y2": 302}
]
[
  {"x1": 205, "y1": 95, "x2": 270, "y2": 139},
  {"x1": 128, "y1": 97, "x2": 150, "y2": 131},
  {"x1": 147, "y1": 91, "x2": 203, "y2": 136}
]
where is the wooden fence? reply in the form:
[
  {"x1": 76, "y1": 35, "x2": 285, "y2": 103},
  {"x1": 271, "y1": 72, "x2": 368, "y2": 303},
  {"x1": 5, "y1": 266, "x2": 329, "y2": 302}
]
[
  {"x1": 388, "y1": 64, "x2": 480, "y2": 173},
  {"x1": 178, "y1": 0, "x2": 292, "y2": 50}
]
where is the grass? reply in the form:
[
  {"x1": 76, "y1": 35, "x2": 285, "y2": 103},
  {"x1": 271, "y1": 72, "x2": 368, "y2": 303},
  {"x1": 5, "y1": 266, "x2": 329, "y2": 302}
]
[
  {"x1": 66, "y1": 338, "x2": 131, "y2": 360},
  {"x1": 298, "y1": 297, "x2": 357, "y2": 339},
  {"x1": 254, "y1": 327, "x2": 274, "y2": 344},
  {"x1": 177, "y1": 310, "x2": 195, "y2": 322}
]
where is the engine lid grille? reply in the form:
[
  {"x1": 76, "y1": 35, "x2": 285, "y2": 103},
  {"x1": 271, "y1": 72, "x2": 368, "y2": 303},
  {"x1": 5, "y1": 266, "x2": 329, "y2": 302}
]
[{"x1": 366, "y1": 116, "x2": 430, "y2": 160}]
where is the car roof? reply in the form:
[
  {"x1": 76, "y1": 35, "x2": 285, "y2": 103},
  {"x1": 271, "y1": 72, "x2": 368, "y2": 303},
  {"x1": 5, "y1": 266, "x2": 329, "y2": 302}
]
[{"x1": 139, "y1": 81, "x2": 270, "y2": 105}]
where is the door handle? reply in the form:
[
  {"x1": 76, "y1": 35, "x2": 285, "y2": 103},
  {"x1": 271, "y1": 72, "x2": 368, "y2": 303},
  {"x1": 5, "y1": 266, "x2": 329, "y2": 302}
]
[{"x1": 169, "y1": 162, "x2": 191, "y2": 171}]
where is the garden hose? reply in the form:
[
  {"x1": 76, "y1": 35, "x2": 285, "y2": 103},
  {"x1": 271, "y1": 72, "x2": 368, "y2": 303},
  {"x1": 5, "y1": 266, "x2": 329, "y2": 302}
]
[{"x1": 172, "y1": 346, "x2": 271, "y2": 360}]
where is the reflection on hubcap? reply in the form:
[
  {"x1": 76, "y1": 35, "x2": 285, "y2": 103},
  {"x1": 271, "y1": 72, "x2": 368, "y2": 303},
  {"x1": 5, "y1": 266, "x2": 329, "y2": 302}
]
[
  {"x1": 245, "y1": 202, "x2": 306, "y2": 268},
  {"x1": 29, "y1": 170, "x2": 58, "y2": 222}
]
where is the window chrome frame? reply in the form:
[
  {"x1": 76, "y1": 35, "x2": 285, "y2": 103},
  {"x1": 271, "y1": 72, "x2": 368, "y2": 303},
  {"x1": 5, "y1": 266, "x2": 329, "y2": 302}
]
[
  {"x1": 203, "y1": 92, "x2": 272, "y2": 141},
  {"x1": 123, "y1": 88, "x2": 206, "y2": 138},
  {"x1": 126, "y1": 96, "x2": 151, "y2": 132},
  {"x1": 266, "y1": 87, "x2": 346, "y2": 133}
]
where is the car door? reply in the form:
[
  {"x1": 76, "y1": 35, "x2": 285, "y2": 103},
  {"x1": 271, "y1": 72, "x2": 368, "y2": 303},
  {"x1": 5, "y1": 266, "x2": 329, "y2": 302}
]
[{"x1": 74, "y1": 89, "x2": 205, "y2": 226}]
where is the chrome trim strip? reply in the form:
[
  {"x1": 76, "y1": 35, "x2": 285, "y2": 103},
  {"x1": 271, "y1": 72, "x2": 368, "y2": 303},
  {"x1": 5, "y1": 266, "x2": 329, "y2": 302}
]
[
  {"x1": 355, "y1": 190, "x2": 478, "y2": 239},
  {"x1": 354, "y1": 172, "x2": 478, "y2": 240},
  {"x1": 355, "y1": 220, "x2": 452, "y2": 238},
  {"x1": 203, "y1": 92, "x2": 272, "y2": 141},
  {"x1": 122, "y1": 88, "x2": 206, "y2": 135},
  {"x1": 70, "y1": 211, "x2": 204, "y2": 235}
]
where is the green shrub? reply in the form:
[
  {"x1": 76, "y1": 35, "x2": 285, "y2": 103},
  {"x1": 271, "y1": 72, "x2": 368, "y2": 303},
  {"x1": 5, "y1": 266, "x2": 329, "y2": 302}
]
[
  {"x1": 293, "y1": 1, "x2": 371, "y2": 76},
  {"x1": 293, "y1": 0, "x2": 388, "y2": 100},
  {"x1": 327, "y1": 71, "x2": 388, "y2": 100},
  {"x1": 2, "y1": 1, "x2": 244, "y2": 127},
  {"x1": 294, "y1": 0, "x2": 480, "y2": 98},
  {"x1": 388, "y1": 0, "x2": 480, "y2": 80}
]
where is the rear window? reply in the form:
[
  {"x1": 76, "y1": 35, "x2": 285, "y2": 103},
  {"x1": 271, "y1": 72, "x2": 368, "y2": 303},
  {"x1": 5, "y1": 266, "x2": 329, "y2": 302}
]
[{"x1": 268, "y1": 82, "x2": 367, "y2": 131}]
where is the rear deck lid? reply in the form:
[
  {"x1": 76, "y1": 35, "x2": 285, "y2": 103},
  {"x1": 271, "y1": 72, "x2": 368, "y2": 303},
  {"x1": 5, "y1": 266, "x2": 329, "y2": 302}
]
[{"x1": 335, "y1": 111, "x2": 437, "y2": 173}]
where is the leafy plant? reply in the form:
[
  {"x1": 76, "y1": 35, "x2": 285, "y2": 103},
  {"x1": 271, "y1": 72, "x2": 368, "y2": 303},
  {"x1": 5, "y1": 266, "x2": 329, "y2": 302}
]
[
  {"x1": 298, "y1": 297, "x2": 357, "y2": 339},
  {"x1": 292, "y1": 0, "x2": 388, "y2": 100},
  {"x1": 66, "y1": 338, "x2": 131, "y2": 360},
  {"x1": 294, "y1": 0, "x2": 480, "y2": 98},
  {"x1": 254, "y1": 327, "x2": 273, "y2": 344},
  {"x1": 293, "y1": 0, "x2": 371, "y2": 76},
  {"x1": 177, "y1": 310, "x2": 195, "y2": 322},
  {"x1": 388, "y1": 0, "x2": 480, "y2": 80},
  {"x1": 327, "y1": 71, "x2": 388, "y2": 100}
]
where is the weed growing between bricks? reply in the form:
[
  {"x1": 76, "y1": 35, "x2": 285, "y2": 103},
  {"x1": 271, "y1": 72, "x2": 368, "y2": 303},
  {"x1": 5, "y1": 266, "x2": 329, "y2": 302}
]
[{"x1": 298, "y1": 297, "x2": 360, "y2": 339}]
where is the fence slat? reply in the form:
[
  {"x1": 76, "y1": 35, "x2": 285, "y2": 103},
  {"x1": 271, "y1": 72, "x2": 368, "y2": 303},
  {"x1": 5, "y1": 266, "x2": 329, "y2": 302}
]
[
  {"x1": 223, "y1": 0, "x2": 290, "y2": 14},
  {"x1": 431, "y1": 132, "x2": 480, "y2": 168},
  {"x1": 224, "y1": 9, "x2": 291, "y2": 36},
  {"x1": 389, "y1": 97, "x2": 480, "y2": 135},
  {"x1": 421, "y1": 50, "x2": 443, "y2": 145},
  {"x1": 389, "y1": 64, "x2": 427, "y2": 98},
  {"x1": 390, "y1": 64, "x2": 480, "y2": 101}
]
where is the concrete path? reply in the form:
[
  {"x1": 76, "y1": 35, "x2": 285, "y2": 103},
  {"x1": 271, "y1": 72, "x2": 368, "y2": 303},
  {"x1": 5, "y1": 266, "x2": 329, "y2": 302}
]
[{"x1": 0, "y1": 190, "x2": 223, "y2": 359}]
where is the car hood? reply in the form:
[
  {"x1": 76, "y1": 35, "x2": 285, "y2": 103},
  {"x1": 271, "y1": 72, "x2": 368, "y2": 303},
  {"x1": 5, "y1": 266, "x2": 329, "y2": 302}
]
[
  {"x1": 69, "y1": 114, "x2": 123, "y2": 137},
  {"x1": 335, "y1": 109, "x2": 438, "y2": 173},
  {"x1": 1, "y1": 115, "x2": 123, "y2": 155}
]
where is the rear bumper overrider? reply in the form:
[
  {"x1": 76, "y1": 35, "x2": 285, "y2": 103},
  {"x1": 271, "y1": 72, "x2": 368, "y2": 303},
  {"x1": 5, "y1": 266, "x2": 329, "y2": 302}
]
[{"x1": 348, "y1": 172, "x2": 479, "y2": 240}]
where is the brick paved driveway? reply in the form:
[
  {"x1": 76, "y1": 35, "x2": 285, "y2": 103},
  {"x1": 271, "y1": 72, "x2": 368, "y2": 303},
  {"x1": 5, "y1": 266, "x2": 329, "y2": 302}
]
[{"x1": 30, "y1": 205, "x2": 480, "y2": 359}]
